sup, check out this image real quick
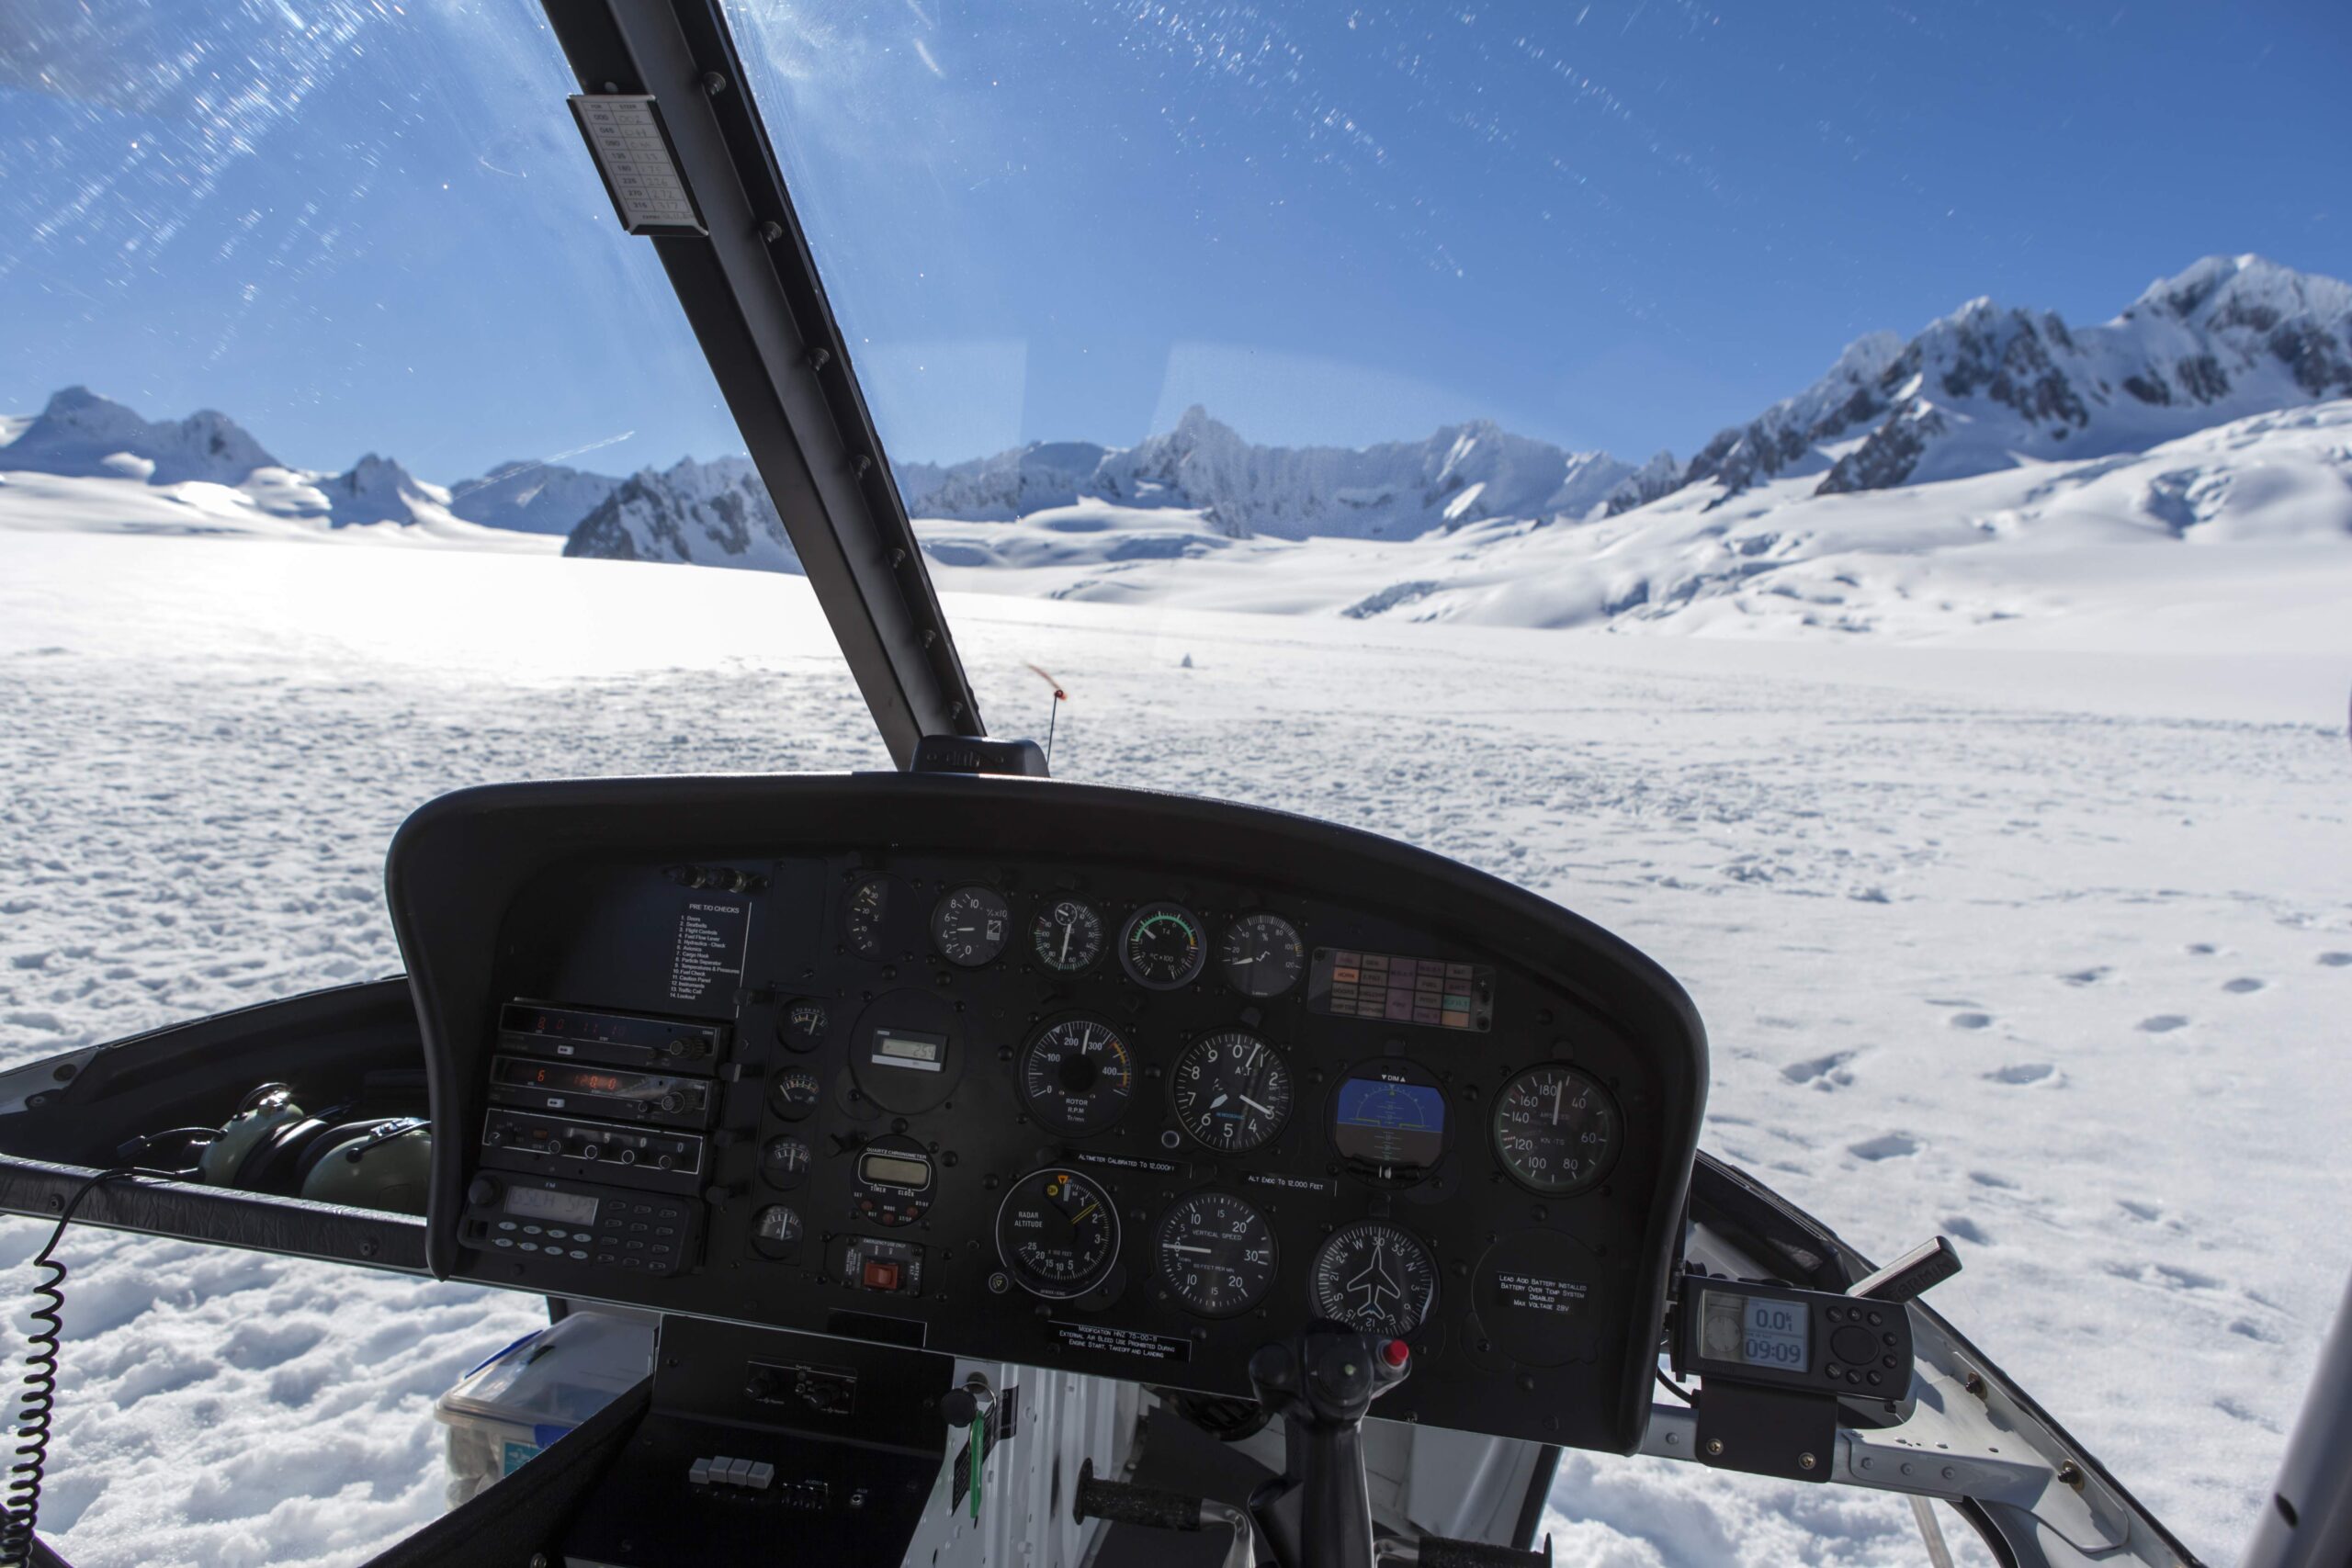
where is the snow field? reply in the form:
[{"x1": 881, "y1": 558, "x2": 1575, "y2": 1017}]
[{"x1": 0, "y1": 530, "x2": 2347, "y2": 1565}]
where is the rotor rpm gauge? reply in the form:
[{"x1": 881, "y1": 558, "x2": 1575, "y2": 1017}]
[
  {"x1": 1491, "y1": 1064, "x2": 1623, "y2": 1195},
  {"x1": 932, "y1": 886, "x2": 1011, "y2": 966},
  {"x1": 1030, "y1": 898, "x2": 1104, "y2": 973},
  {"x1": 1310, "y1": 1222, "x2": 1438, "y2": 1337},
  {"x1": 1155, "y1": 1191, "x2": 1277, "y2": 1318},
  {"x1": 996, "y1": 1168, "x2": 1121, "y2": 1300},
  {"x1": 1170, "y1": 1032, "x2": 1293, "y2": 1154},
  {"x1": 1019, "y1": 1017, "x2": 1136, "y2": 1137},
  {"x1": 1121, "y1": 902, "x2": 1206, "y2": 990},
  {"x1": 1220, "y1": 913, "x2": 1305, "y2": 998}
]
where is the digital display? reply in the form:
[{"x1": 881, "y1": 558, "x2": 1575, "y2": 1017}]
[
  {"x1": 493, "y1": 1057, "x2": 636, "y2": 1097},
  {"x1": 499, "y1": 1001, "x2": 718, "y2": 1055},
  {"x1": 1701, "y1": 1290, "x2": 1810, "y2": 1371},
  {"x1": 503, "y1": 1186, "x2": 600, "y2": 1225},
  {"x1": 1330, "y1": 1077, "x2": 1448, "y2": 1170},
  {"x1": 1309, "y1": 949, "x2": 1494, "y2": 1032},
  {"x1": 871, "y1": 1028, "x2": 946, "y2": 1072},
  {"x1": 858, "y1": 1153, "x2": 933, "y2": 1190}
]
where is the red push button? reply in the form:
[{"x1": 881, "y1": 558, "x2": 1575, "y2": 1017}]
[{"x1": 1382, "y1": 1338, "x2": 1410, "y2": 1369}]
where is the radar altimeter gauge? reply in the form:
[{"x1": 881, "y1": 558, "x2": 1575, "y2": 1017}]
[
  {"x1": 1310, "y1": 1221, "x2": 1437, "y2": 1337},
  {"x1": 932, "y1": 886, "x2": 1011, "y2": 966},
  {"x1": 1220, "y1": 913, "x2": 1305, "y2": 997},
  {"x1": 996, "y1": 1168, "x2": 1120, "y2": 1300},
  {"x1": 1170, "y1": 1031, "x2": 1292, "y2": 1154},
  {"x1": 1492, "y1": 1064, "x2": 1622, "y2": 1195},
  {"x1": 1155, "y1": 1191, "x2": 1277, "y2": 1317},
  {"x1": 1019, "y1": 1017, "x2": 1136, "y2": 1136},
  {"x1": 1031, "y1": 897, "x2": 1104, "y2": 972},
  {"x1": 1120, "y1": 902, "x2": 1205, "y2": 990}
]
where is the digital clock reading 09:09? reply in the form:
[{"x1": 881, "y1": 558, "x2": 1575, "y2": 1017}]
[{"x1": 1700, "y1": 1289, "x2": 1810, "y2": 1371}]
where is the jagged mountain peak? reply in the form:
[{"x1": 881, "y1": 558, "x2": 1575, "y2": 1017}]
[
  {"x1": 561, "y1": 454, "x2": 802, "y2": 574},
  {"x1": 8, "y1": 385, "x2": 284, "y2": 485}
]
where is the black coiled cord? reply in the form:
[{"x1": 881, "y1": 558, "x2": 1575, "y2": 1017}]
[{"x1": 0, "y1": 1168, "x2": 165, "y2": 1567}]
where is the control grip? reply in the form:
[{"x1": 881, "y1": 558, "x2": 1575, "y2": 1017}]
[
  {"x1": 1413, "y1": 1534, "x2": 1552, "y2": 1568},
  {"x1": 1072, "y1": 1457, "x2": 1203, "y2": 1532}
]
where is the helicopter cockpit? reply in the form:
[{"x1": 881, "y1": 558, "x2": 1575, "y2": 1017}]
[{"x1": 1, "y1": 3, "x2": 2346, "y2": 1567}]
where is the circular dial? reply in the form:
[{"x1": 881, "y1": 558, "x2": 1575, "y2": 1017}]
[
  {"x1": 1030, "y1": 897, "x2": 1105, "y2": 973},
  {"x1": 1310, "y1": 1222, "x2": 1439, "y2": 1337},
  {"x1": 1220, "y1": 913, "x2": 1306, "y2": 998},
  {"x1": 778, "y1": 998, "x2": 829, "y2": 1052},
  {"x1": 759, "y1": 1135, "x2": 811, "y2": 1189},
  {"x1": 932, "y1": 886, "x2": 1011, "y2": 966},
  {"x1": 1155, "y1": 1191, "x2": 1277, "y2": 1317},
  {"x1": 995, "y1": 1168, "x2": 1121, "y2": 1300},
  {"x1": 1492, "y1": 1065, "x2": 1623, "y2": 1195},
  {"x1": 753, "y1": 1205, "x2": 803, "y2": 1248},
  {"x1": 1121, "y1": 902, "x2": 1206, "y2": 990},
  {"x1": 772, "y1": 1068, "x2": 822, "y2": 1122},
  {"x1": 1170, "y1": 1032, "x2": 1293, "y2": 1154},
  {"x1": 843, "y1": 875, "x2": 891, "y2": 958},
  {"x1": 1019, "y1": 1017, "x2": 1135, "y2": 1137}
]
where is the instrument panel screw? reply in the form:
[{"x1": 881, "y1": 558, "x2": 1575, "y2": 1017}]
[
  {"x1": 1799, "y1": 1452, "x2": 1816, "y2": 1471},
  {"x1": 1704, "y1": 1438, "x2": 1724, "y2": 1456}
]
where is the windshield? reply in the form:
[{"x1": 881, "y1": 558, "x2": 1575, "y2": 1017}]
[{"x1": 6, "y1": 1, "x2": 2349, "y2": 1563}]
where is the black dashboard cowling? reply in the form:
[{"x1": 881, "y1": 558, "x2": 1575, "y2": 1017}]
[{"x1": 386, "y1": 772, "x2": 1707, "y2": 1455}]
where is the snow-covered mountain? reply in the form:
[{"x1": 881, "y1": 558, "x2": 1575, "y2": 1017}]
[
  {"x1": 1635, "y1": 254, "x2": 2352, "y2": 510},
  {"x1": 897, "y1": 408, "x2": 1656, "y2": 539},
  {"x1": 561, "y1": 456, "x2": 802, "y2": 573},
  {"x1": 0, "y1": 387, "x2": 545, "y2": 548},
  {"x1": 447, "y1": 460, "x2": 621, "y2": 535}
]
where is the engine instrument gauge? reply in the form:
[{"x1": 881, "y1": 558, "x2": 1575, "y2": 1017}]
[
  {"x1": 1121, "y1": 902, "x2": 1206, "y2": 989},
  {"x1": 1491, "y1": 1064, "x2": 1622, "y2": 1195},
  {"x1": 1220, "y1": 913, "x2": 1305, "y2": 998},
  {"x1": 1310, "y1": 1222, "x2": 1438, "y2": 1337},
  {"x1": 1030, "y1": 897, "x2": 1104, "y2": 972},
  {"x1": 1155, "y1": 1191, "x2": 1277, "y2": 1317},
  {"x1": 772, "y1": 1068, "x2": 822, "y2": 1122},
  {"x1": 932, "y1": 886, "x2": 1011, "y2": 966},
  {"x1": 843, "y1": 874, "x2": 893, "y2": 958},
  {"x1": 1019, "y1": 1017, "x2": 1135, "y2": 1136},
  {"x1": 996, "y1": 1168, "x2": 1120, "y2": 1300},
  {"x1": 759, "y1": 1134, "x2": 811, "y2": 1189},
  {"x1": 1170, "y1": 1032, "x2": 1292, "y2": 1154}
]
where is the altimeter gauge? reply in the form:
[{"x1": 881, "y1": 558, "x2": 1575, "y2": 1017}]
[{"x1": 1170, "y1": 1031, "x2": 1292, "y2": 1154}]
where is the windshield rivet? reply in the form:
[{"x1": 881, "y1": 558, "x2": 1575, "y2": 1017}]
[
  {"x1": 701, "y1": 71, "x2": 729, "y2": 96},
  {"x1": 922, "y1": 629, "x2": 938, "y2": 649},
  {"x1": 760, "y1": 220, "x2": 784, "y2": 243},
  {"x1": 891, "y1": 548, "x2": 908, "y2": 568},
  {"x1": 853, "y1": 454, "x2": 873, "y2": 477},
  {"x1": 806, "y1": 346, "x2": 831, "y2": 372},
  {"x1": 1798, "y1": 1452, "x2": 1816, "y2": 1471}
]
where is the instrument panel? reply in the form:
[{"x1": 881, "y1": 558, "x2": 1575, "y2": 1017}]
[{"x1": 389, "y1": 773, "x2": 1706, "y2": 1453}]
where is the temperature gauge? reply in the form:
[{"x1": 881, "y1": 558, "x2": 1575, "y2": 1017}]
[
  {"x1": 772, "y1": 1068, "x2": 822, "y2": 1122},
  {"x1": 1121, "y1": 902, "x2": 1205, "y2": 990}
]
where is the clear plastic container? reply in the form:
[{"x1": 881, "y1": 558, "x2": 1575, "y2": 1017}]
[{"x1": 433, "y1": 1307, "x2": 657, "y2": 1507}]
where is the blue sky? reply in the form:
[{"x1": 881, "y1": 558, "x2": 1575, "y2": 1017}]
[{"x1": 3, "y1": 0, "x2": 2346, "y2": 480}]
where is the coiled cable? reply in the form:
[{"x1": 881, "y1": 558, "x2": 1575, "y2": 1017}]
[{"x1": 0, "y1": 1168, "x2": 164, "y2": 1567}]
